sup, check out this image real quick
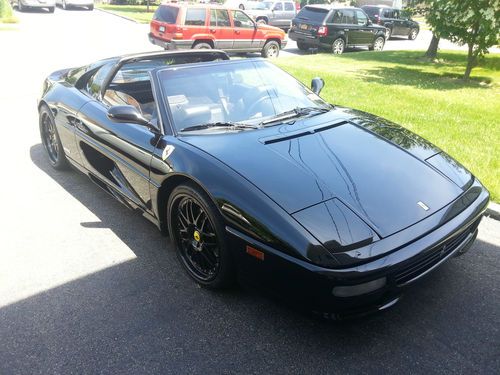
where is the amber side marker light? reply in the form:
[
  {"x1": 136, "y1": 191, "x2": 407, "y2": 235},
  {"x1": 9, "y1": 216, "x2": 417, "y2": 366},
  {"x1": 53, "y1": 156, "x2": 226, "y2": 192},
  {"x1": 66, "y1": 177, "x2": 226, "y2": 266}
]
[{"x1": 246, "y1": 245, "x2": 265, "y2": 261}]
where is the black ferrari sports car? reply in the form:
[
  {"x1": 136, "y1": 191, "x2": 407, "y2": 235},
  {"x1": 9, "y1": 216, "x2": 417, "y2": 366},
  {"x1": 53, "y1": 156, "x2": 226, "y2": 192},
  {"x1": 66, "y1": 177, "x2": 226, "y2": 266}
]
[{"x1": 39, "y1": 50, "x2": 489, "y2": 318}]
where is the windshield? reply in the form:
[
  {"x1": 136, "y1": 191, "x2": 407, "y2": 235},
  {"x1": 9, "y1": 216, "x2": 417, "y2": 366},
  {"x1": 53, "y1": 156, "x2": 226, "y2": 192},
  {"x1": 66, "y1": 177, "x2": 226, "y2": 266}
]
[
  {"x1": 158, "y1": 60, "x2": 329, "y2": 133},
  {"x1": 262, "y1": 2, "x2": 273, "y2": 9}
]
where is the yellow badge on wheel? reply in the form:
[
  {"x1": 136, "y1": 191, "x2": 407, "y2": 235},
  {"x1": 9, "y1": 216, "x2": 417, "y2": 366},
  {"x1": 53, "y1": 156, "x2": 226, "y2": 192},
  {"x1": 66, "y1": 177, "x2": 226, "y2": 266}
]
[{"x1": 193, "y1": 231, "x2": 201, "y2": 242}]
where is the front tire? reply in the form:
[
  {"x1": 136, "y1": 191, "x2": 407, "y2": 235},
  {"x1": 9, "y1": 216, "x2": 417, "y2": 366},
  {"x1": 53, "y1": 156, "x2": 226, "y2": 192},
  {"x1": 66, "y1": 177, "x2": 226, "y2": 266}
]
[
  {"x1": 408, "y1": 28, "x2": 418, "y2": 40},
  {"x1": 371, "y1": 36, "x2": 385, "y2": 51},
  {"x1": 385, "y1": 27, "x2": 392, "y2": 40},
  {"x1": 331, "y1": 38, "x2": 345, "y2": 54},
  {"x1": 167, "y1": 184, "x2": 235, "y2": 289},
  {"x1": 261, "y1": 40, "x2": 280, "y2": 58},
  {"x1": 39, "y1": 105, "x2": 68, "y2": 170}
]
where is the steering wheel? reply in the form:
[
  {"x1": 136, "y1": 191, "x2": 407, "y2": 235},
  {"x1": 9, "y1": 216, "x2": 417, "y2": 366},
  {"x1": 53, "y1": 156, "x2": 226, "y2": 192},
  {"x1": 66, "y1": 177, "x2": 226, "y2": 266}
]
[{"x1": 246, "y1": 95, "x2": 275, "y2": 119}]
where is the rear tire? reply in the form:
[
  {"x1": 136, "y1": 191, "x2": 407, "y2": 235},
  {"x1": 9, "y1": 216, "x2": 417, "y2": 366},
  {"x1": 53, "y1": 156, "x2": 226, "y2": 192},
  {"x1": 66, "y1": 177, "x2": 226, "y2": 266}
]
[
  {"x1": 256, "y1": 18, "x2": 267, "y2": 25},
  {"x1": 297, "y1": 41, "x2": 308, "y2": 51},
  {"x1": 408, "y1": 28, "x2": 418, "y2": 40},
  {"x1": 331, "y1": 38, "x2": 345, "y2": 54},
  {"x1": 261, "y1": 40, "x2": 280, "y2": 58},
  {"x1": 167, "y1": 183, "x2": 236, "y2": 289},
  {"x1": 385, "y1": 27, "x2": 392, "y2": 40},
  {"x1": 192, "y1": 42, "x2": 212, "y2": 50},
  {"x1": 39, "y1": 105, "x2": 69, "y2": 170},
  {"x1": 238, "y1": 4, "x2": 244, "y2": 10}
]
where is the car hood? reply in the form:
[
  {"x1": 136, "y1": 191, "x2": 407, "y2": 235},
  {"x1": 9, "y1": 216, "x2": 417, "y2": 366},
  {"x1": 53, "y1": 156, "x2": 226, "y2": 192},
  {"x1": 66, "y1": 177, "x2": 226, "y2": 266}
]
[
  {"x1": 181, "y1": 110, "x2": 470, "y2": 239},
  {"x1": 256, "y1": 23, "x2": 284, "y2": 33}
]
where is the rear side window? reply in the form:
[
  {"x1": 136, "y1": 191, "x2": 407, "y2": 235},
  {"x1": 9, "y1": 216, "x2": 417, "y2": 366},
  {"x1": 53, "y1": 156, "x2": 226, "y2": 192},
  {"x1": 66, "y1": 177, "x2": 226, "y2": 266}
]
[
  {"x1": 340, "y1": 9, "x2": 355, "y2": 24},
  {"x1": 185, "y1": 8, "x2": 206, "y2": 26},
  {"x1": 383, "y1": 9, "x2": 394, "y2": 18},
  {"x1": 362, "y1": 7, "x2": 380, "y2": 18},
  {"x1": 284, "y1": 2, "x2": 294, "y2": 11},
  {"x1": 296, "y1": 7, "x2": 329, "y2": 23},
  {"x1": 356, "y1": 10, "x2": 367, "y2": 25},
  {"x1": 153, "y1": 6, "x2": 179, "y2": 24},
  {"x1": 210, "y1": 9, "x2": 230, "y2": 27},
  {"x1": 273, "y1": 2, "x2": 283, "y2": 11}
]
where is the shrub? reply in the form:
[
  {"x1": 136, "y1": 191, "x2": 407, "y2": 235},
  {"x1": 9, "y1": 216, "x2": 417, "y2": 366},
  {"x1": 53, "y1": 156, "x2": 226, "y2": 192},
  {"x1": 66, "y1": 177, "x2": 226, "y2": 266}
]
[{"x1": 0, "y1": 0, "x2": 18, "y2": 23}]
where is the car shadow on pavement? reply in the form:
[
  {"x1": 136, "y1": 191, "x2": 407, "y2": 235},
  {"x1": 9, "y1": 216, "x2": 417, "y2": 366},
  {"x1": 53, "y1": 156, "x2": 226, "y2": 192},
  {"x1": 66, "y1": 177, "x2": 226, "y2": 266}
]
[{"x1": 5, "y1": 143, "x2": 497, "y2": 373}]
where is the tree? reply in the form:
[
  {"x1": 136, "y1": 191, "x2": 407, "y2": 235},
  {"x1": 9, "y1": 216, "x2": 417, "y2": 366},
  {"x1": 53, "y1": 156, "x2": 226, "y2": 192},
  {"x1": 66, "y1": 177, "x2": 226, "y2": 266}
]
[
  {"x1": 425, "y1": 34, "x2": 440, "y2": 59},
  {"x1": 425, "y1": 0, "x2": 500, "y2": 79}
]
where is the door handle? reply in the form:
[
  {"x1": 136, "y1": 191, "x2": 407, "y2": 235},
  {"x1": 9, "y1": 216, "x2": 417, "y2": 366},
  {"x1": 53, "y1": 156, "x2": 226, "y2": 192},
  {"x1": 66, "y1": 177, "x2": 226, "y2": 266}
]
[
  {"x1": 210, "y1": 28, "x2": 216, "y2": 33},
  {"x1": 235, "y1": 30, "x2": 240, "y2": 34}
]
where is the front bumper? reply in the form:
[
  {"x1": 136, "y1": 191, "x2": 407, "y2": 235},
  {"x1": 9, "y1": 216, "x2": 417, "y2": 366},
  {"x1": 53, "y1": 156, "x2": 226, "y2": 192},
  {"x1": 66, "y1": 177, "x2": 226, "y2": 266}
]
[
  {"x1": 228, "y1": 178, "x2": 489, "y2": 318},
  {"x1": 148, "y1": 33, "x2": 193, "y2": 50}
]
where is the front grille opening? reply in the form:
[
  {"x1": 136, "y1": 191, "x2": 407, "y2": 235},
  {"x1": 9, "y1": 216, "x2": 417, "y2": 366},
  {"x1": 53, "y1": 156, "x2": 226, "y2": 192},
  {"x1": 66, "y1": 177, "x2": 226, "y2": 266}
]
[{"x1": 394, "y1": 218, "x2": 481, "y2": 286}]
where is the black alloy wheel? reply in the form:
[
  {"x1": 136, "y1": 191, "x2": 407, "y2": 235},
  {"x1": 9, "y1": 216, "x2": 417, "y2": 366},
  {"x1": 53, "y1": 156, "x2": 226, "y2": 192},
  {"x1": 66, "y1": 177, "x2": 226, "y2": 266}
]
[
  {"x1": 168, "y1": 184, "x2": 235, "y2": 288},
  {"x1": 39, "y1": 106, "x2": 68, "y2": 169}
]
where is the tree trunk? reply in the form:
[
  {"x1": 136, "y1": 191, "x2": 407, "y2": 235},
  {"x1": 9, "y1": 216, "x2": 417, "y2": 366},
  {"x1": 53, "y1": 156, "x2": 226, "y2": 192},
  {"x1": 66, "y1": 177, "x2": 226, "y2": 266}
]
[
  {"x1": 425, "y1": 34, "x2": 440, "y2": 58},
  {"x1": 147, "y1": 0, "x2": 150, "y2": 13},
  {"x1": 464, "y1": 43, "x2": 477, "y2": 80}
]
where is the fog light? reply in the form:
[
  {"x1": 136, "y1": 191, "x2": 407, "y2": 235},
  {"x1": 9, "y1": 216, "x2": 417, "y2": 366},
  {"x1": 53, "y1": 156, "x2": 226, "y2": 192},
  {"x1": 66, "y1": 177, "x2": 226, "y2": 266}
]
[{"x1": 332, "y1": 277, "x2": 387, "y2": 297}]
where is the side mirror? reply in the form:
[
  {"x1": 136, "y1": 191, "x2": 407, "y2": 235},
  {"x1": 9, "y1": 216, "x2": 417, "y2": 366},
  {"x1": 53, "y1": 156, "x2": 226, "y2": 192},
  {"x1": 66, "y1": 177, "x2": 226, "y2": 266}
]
[
  {"x1": 311, "y1": 77, "x2": 325, "y2": 95},
  {"x1": 367, "y1": 19, "x2": 372, "y2": 25},
  {"x1": 107, "y1": 105, "x2": 150, "y2": 127}
]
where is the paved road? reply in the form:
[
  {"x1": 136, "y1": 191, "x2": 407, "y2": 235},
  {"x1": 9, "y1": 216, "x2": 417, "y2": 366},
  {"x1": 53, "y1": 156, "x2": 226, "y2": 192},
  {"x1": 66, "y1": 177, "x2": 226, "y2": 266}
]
[{"x1": 1, "y1": 8, "x2": 499, "y2": 375}]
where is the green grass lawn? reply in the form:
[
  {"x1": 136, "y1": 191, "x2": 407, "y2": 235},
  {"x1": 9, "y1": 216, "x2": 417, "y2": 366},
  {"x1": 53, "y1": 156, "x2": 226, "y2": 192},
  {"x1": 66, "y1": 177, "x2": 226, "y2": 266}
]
[
  {"x1": 96, "y1": 4, "x2": 157, "y2": 23},
  {"x1": 274, "y1": 51, "x2": 500, "y2": 202}
]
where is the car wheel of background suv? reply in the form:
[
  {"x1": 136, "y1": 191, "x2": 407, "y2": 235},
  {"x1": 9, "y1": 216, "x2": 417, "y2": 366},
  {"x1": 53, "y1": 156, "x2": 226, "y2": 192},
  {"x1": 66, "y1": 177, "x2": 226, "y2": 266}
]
[
  {"x1": 193, "y1": 42, "x2": 213, "y2": 50},
  {"x1": 256, "y1": 18, "x2": 267, "y2": 25},
  {"x1": 385, "y1": 27, "x2": 392, "y2": 40},
  {"x1": 297, "y1": 41, "x2": 308, "y2": 51},
  {"x1": 262, "y1": 40, "x2": 280, "y2": 58},
  {"x1": 370, "y1": 36, "x2": 385, "y2": 51},
  {"x1": 331, "y1": 38, "x2": 345, "y2": 54},
  {"x1": 408, "y1": 28, "x2": 418, "y2": 40}
]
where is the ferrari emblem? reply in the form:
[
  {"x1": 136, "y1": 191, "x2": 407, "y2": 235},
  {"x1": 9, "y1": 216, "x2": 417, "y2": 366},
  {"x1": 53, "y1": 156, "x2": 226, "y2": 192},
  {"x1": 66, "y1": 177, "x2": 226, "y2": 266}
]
[
  {"x1": 193, "y1": 231, "x2": 201, "y2": 242},
  {"x1": 162, "y1": 145, "x2": 175, "y2": 160}
]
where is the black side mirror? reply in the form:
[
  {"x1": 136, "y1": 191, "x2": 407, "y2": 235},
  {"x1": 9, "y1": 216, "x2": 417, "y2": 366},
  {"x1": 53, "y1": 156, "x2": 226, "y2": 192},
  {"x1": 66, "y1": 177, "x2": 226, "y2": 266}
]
[
  {"x1": 107, "y1": 105, "x2": 150, "y2": 127},
  {"x1": 311, "y1": 77, "x2": 325, "y2": 95},
  {"x1": 367, "y1": 19, "x2": 372, "y2": 25}
]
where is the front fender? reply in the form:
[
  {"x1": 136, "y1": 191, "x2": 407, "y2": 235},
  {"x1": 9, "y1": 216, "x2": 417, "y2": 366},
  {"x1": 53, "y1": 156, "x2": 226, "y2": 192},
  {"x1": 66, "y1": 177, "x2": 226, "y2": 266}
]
[{"x1": 149, "y1": 136, "x2": 338, "y2": 267}]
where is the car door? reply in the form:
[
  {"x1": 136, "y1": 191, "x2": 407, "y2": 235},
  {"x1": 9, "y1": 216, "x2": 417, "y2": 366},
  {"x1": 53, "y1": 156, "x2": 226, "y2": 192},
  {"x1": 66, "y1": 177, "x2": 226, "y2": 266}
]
[
  {"x1": 209, "y1": 8, "x2": 233, "y2": 50},
  {"x1": 183, "y1": 7, "x2": 208, "y2": 41},
  {"x1": 354, "y1": 9, "x2": 374, "y2": 44},
  {"x1": 232, "y1": 10, "x2": 260, "y2": 50},
  {"x1": 271, "y1": 2, "x2": 285, "y2": 26},
  {"x1": 74, "y1": 65, "x2": 160, "y2": 214},
  {"x1": 394, "y1": 10, "x2": 410, "y2": 35},
  {"x1": 339, "y1": 9, "x2": 359, "y2": 45}
]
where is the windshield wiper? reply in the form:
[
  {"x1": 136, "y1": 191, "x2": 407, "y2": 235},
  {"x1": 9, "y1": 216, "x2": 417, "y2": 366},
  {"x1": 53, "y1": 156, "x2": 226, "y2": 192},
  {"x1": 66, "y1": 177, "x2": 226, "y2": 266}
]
[
  {"x1": 260, "y1": 106, "x2": 331, "y2": 126},
  {"x1": 180, "y1": 121, "x2": 260, "y2": 132}
]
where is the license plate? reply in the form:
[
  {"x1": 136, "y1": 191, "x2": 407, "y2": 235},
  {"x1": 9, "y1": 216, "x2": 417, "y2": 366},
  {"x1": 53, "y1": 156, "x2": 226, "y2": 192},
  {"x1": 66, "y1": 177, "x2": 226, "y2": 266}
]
[
  {"x1": 159, "y1": 26, "x2": 165, "y2": 33},
  {"x1": 300, "y1": 24, "x2": 308, "y2": 30}
]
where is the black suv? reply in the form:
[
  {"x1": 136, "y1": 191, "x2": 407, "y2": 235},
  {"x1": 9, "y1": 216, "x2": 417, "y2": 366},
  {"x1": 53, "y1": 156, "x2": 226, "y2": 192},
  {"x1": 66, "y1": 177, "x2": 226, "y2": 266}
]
[
  {"x1": 289, "y1": 6, "x2": 386, "y2": 54},
  {"x1": 361, "y1": 5, "x2": 419, "y2": 40}
]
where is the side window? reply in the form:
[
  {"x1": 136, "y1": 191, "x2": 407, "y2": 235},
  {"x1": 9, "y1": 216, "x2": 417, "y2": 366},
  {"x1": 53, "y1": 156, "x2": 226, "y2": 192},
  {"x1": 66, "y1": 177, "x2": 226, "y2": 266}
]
[
  {"x1": 185, "y1": 8, "x2": 206, "y2": 26},
  {"x1": 383, "y1": 9, "x2": 393, "y2": 18},
  {"x1": 85, "y1": 63, "x2": 114, "y2": 100},
  {"x1": 341, "y1": 9, "x2": 355, "y2": 24},
  {"x1": 273, "y1": 2, "x2": 283, "y2": 11},
  {"x1": 232, "y1": 10, "x2": 254, "y2": 28},
  {"x1": 393, "y1": 10, "x2": 400, "y2": 19},
  {"x1": 210, "y1": 9, "x2": 230, "y2": 27},
  {"x1": 330, "y1": 10, "x2": 342, "y2": 24},
  {"x1": 356, "y1": 10, "x2": 367, "y2": 26},
  {"x1": 284, "y1": 2, "x2": 294, "y2": 11}
]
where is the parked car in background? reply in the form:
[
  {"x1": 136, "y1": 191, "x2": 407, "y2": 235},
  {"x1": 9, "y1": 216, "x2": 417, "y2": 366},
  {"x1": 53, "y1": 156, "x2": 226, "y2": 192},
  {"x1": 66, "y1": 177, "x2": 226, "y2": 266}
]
[
  {"x1": 149, "y1": 3, "x2": 287, "y2": 58},
  {"x1": 289, "y1": 5, "x2": 386, "y2": 54},
  {"x1": 10, "y1": 0, "x2": 55, "y2": 12},
  {"x1": 56, "y1": 0, "x2": 93, "y2": 10},
  {"x1": 223, "y1": 0, "x2": 251, "y2": 10},
  {"x1": 361, "y1": 5, "x2": 419, "y2": 40},
  {"x1": 244, "y1": 1, "x2": 297, "y2": 30}
]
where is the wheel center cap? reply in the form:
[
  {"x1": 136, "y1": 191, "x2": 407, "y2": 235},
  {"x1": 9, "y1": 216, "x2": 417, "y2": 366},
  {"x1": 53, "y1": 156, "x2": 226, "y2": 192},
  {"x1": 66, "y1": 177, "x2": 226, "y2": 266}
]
[{"x1": 193, "y1": 230, "x2": 201, "y2": 242}]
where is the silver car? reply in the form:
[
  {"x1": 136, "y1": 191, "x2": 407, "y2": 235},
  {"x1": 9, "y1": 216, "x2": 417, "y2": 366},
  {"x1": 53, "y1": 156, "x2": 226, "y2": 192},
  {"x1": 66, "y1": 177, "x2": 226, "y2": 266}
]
[
  {"x1": 56, "y1": 0, "x2": 94, "y2": 10},
  {"x1": 11, "y1": 0, "x2": 55, "y2": 12},
  {"x1": 245, "y1": 1, "x2": 297, "y2": 29}
]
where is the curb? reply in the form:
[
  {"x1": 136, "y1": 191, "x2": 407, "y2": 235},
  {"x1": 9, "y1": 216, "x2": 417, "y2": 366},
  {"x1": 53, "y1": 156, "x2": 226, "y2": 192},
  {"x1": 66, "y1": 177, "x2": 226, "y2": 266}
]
[
  {"x1": 485, "y1": 202, "x2": 500, "y2": 221},
  {"x1": 95, "y1": 7, "x2": 139, "y2": 24}
]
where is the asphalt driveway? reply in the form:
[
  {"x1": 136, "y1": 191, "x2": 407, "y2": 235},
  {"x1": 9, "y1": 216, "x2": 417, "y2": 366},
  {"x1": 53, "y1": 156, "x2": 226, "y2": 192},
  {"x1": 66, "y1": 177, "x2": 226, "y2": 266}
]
[{"x1": 0, "y1": 8, "x2": 499, "y2": 375}]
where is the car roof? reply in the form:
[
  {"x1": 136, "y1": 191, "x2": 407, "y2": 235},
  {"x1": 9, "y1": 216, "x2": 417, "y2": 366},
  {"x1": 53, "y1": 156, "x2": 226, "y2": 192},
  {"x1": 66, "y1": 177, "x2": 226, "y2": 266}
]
[
  {"x1": 304, "y1": 5, "x2": 360, "y2": 10},
  {"x1": 159, "y1": 2, "x2": 233, "y2": 10}
]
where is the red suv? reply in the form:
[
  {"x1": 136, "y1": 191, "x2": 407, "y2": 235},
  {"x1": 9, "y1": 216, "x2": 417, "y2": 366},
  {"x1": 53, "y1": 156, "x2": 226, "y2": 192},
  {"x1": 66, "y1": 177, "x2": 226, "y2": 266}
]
[{"x1": 149, "y1": 3, "x2": 287, "y2": 58}]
